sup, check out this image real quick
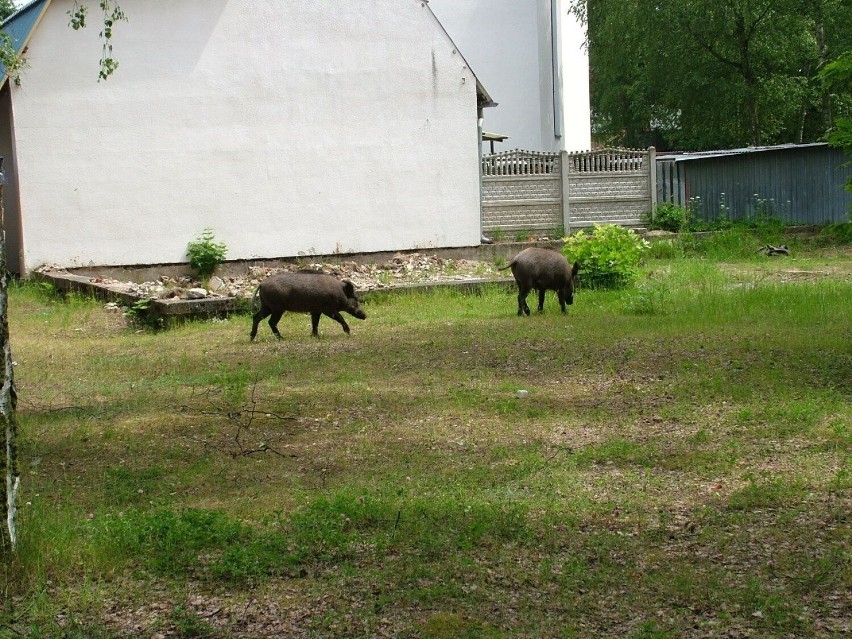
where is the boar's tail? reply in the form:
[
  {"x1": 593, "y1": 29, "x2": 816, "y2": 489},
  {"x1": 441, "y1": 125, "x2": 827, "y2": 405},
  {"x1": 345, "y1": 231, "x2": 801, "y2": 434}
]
[{"x1": 497, "y1": 258, "x2": 516, "y2": 271}]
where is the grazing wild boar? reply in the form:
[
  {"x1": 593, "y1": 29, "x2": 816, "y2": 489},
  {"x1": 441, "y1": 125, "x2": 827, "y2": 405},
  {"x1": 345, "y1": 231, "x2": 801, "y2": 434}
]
[
  {"x1": 250, "y1": 272, "x2": 367, "y2": 340},
  {"x1": 504, "y1": 247, "x2": 580, "y2": 316}
]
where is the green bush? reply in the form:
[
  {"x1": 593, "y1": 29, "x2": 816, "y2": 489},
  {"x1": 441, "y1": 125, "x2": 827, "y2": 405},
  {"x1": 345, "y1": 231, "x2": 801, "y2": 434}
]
[
  {"x1": 562, "y1": 224, "x2": 649, "y2": 289},
  {"x1": 187, "y1": 228, "x2": 227, "y2": 280},
  {"x1": 647, "y1": 202, "x2": 690, "y2": 232}
]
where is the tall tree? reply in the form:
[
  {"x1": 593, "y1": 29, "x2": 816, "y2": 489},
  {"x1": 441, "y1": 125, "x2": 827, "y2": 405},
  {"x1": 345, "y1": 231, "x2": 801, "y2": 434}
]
[
  {"x1": 576, "y1": 0, "x2": 851, "y2": 151},
  {"x1": 0, "y1": 1, "x2": 125, "y2": 552},
  {"x1": 0, "y1": 187, "x2": 18, "y2": 553},
  {"x1": 0, "y1": 0, "x2": 21, "y2": 556},
  {"x1": 820, "y1": 50, "x2": 852, "y2": 192}
]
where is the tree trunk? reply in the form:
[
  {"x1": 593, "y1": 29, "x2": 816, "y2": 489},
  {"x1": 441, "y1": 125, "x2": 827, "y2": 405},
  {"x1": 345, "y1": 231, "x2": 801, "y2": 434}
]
[
  {"x1": 813, "y1": 9, "x2": 832, "y2": 130},
  {"x1": 0, "y1": 186, "x2": 19, "y2": 553},
  {"x1": 735, "y1": 15, "x2": 761, "y2": 146}
]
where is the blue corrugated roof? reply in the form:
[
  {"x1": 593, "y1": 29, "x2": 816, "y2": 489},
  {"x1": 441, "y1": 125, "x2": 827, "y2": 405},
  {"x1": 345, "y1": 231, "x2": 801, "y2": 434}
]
[{"x1": 1, "y1": 0, "x2": 49, "y2": 81}]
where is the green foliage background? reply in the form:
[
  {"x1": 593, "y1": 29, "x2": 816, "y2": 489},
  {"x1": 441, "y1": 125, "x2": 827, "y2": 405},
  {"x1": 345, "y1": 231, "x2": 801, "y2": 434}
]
[
  {"x1": 578, "y1": 0, "x2": 852, "y2": 151},
  {"x1": 0, "y1": 1, "x2": 15, "y2": 22}
]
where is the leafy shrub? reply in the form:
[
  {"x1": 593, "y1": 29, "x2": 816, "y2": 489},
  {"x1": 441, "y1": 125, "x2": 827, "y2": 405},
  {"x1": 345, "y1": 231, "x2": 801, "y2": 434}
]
[
  {"x1": 647, "y1": 202, "x2": 690, "y2": 232},
  {"x1": 562, "y1": 224, "x2": 649, "y2": 288},
  {"x1": 187, "y1": 228, "x2": 227, "y2": 280}
]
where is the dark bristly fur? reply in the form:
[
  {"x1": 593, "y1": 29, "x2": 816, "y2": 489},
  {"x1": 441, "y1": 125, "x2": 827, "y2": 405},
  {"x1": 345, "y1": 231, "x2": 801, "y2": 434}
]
[
  {"x1": 250, "y1": 272, "x2": 367, "y2": 340},
  {"x1": 504, "y1": 247, "x2": 580, "y2": 316}
]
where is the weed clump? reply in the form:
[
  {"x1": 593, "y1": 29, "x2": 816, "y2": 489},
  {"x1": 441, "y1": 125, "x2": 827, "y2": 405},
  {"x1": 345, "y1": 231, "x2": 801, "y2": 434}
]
[
  {"x1": 815, "y1": 221, "x2": 852, "y2": 245},
  {"x1": 187, "y1": 228, "x2": 227, "y2": 280},
  {"x1": 646, "y1": 202, "x2": 690, "y2": 232}
]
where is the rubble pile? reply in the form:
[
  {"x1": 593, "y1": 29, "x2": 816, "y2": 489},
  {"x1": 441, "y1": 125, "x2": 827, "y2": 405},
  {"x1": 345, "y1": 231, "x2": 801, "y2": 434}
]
[{"x1": 37, "y1": 253, "x2": 505, "y2": 302}]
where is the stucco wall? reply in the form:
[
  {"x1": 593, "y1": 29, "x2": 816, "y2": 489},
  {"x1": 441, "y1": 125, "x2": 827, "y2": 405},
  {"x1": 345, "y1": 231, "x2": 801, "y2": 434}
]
[
  {"x1": 9, "y1": 0, "x2": 482, "y2": 272},
  {"x1": 559, "y1": 7, "x2": 592, "y2": 152},
  {"x1": 429, "y1": 0, "x2": 548, "y2": 151},
  {"x1": 428, "y1": 0, "x2": 590, "y2": 153}
]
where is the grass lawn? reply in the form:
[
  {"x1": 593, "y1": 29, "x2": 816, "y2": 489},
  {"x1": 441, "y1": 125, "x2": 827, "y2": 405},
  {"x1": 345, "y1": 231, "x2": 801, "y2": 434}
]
[{"x1": 2, "y1": 230, "x2": 850, "y2": 638}]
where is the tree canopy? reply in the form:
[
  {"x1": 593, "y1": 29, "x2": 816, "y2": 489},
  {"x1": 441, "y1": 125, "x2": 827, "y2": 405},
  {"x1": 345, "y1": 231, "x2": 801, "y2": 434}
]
[
  {"x1": 574, "y1": 0, "x2": 852, "y2": 151},
  {"x1": 819, "y1": 50, "x2": 852, "y2": 190},
  {"x1": 0, "y1": 2, "x2": 15, "y2": 23}
]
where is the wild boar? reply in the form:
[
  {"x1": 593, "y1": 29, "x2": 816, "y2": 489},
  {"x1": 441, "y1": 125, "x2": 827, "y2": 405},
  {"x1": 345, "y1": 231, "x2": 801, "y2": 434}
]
[
  {"x1": 504, "y1": 247, "x2": 580, "y2": 316},
  {"x1": 250, "y1": 272, "x2": 367, "y2": 340}
]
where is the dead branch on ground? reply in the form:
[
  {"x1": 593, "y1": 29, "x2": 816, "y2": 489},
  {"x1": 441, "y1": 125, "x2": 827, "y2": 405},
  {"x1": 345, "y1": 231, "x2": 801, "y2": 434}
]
[
  {"x1": 180, "y1": 382, "x2": 297, "y2": 459},
  {"x1": 757, "y1": 244, "x2": 790, "y2": 256}
]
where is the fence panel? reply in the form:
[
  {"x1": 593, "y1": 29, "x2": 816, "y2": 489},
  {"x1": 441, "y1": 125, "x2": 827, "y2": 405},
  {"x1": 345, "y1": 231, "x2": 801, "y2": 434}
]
[
  {"x1": 481, "y1": 150, "x2": 563, "y2": 234},
  {"x1": 481, "y1": 148, "x2": 654, "y2": 236},
  {"x1": 565, "y1": 148, "x2": 653, "y2": 228}
]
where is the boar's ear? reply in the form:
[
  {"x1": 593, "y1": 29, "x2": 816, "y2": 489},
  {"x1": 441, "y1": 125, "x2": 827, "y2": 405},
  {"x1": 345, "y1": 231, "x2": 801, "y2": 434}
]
[{"x1": 341, "y1": 279, "x2": 356, "y2": 297}]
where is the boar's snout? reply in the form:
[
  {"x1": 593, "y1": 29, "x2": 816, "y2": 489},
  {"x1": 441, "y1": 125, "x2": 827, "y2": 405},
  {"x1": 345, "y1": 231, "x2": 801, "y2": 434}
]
[{"x1": 341, "y1": 280, "x2": 367, "y2": 320}]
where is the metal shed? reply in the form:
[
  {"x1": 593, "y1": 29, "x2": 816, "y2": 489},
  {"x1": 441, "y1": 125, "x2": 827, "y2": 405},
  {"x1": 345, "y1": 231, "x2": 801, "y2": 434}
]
[{"x1": 656, "y1": 143, "x2": 851, "y2": 224}]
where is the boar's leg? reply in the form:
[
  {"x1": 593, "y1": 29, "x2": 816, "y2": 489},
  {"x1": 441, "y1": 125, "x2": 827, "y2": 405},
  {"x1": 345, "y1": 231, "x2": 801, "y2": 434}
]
[
  {"x1": 325, "y1": 311, "x2": 351, "y2": 335},
  {"x1": 517, "y1": 286, "x2": 532, "y2": 316},
  {"x1": 268, "y1": 310, "x2": 285, "y2": 339},
  {"x1": 250, "y1": 305, "x2": 272, "y2": 341},
  {"x1": 537, "y1": 288, "x2": 547, "y2": 313},
  {"x1": 310, "y1": 312, "x2": 323, "y2": 337},
  {"x1": 557, "y1": 288, "x2": 567, "y2": 314}
]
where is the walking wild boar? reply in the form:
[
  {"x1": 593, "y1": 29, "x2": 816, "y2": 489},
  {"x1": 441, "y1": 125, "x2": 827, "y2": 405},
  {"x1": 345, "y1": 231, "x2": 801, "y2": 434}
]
[
  {"x1": 250, "y1": 271, "x2": 367, "y2": 340},
  {"x1": 504, "y1": 247, "x2": 579, "y2": 316}
]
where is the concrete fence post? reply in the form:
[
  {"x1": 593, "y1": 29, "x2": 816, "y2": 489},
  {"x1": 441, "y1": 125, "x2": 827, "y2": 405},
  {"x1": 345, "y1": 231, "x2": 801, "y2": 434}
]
[
  {"x1": 648, "y1": 146, "x2": 657, "y2": 223},
  {"x1": 560, "y1": 150, "x2": 571, "y2": 234}
]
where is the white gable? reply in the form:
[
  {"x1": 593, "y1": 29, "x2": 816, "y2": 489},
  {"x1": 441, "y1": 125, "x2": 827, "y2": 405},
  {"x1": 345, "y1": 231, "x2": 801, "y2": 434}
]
[
  {"x1": 4, "y1": 0, "x2": 483, "y2": 272},
  {"x1": 429, "y1": 0, "x2": 590, "y2": 152}
]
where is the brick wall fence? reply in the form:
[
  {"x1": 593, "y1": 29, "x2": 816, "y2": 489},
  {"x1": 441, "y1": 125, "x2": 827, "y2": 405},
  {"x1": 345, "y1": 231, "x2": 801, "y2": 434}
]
[{"x1": 481, "y1": 147, "x2": 656, "y2": 236}]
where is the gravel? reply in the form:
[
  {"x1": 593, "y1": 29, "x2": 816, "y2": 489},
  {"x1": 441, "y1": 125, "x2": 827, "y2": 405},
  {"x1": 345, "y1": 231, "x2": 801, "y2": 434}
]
[{"x1": 37, "y1": 253, "x2": 508, "y2": 302}]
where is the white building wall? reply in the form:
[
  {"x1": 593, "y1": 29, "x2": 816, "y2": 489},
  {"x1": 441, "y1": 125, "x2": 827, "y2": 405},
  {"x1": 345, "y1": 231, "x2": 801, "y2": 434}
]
[
  {"x1": 560, "y1": 7, "x2": 592, "y2": 151},
  {"x1": 9, "y1": 0, "x2": 482, "y2": 272},
  {"x1": 428, "y1": 0, "x2": 590, "y2": 153}
]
